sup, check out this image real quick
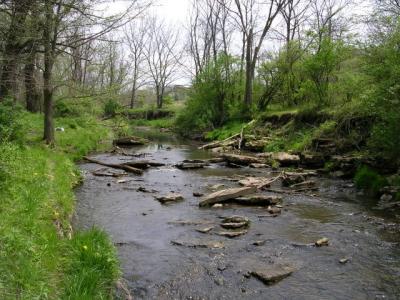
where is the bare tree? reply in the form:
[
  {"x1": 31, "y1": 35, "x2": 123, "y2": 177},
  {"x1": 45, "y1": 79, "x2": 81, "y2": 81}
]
[
  {"x1": 231, "y1": 0, "x2": 287, "y2": 110},
  {"x1": 41, "y1": 0, "x2": 151, "y2": 144},
  {"x1": 310, "y1": 0, "x2": 352, "y2": 51},
  {"x1": 144, "y1": 18, "x2": 181, "y2": 109},
  {"x1": 187, "y1": 0, "x2": 233, "y2": 77},
  {"x1": 125, "y1": 20, "x2": 147, "y2": 108}
]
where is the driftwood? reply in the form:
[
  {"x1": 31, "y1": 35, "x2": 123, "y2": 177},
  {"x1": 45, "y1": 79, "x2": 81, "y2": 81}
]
[{"x1": 83, "y1": 157, "x2": 143, "y2": 175}]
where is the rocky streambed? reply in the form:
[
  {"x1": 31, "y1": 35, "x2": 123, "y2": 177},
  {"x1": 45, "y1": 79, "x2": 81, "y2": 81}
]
[{"x1": 74, "y1": 128, "x2": 400, "y2": 300}]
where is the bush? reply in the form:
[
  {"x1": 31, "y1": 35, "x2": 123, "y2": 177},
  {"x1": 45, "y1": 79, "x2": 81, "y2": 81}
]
[
  {"x1": 54, "y1": 100, "x2": 80, "y2": 117},
  {"x1": 104, "y1": 99, "x2": 122, "y2": 117},
  {"x1": 0, "y1": 101, "x2": 23, "y2": 143},
  {"x1": 354, "y1": 166, "x2": 388, "y2": 196}
]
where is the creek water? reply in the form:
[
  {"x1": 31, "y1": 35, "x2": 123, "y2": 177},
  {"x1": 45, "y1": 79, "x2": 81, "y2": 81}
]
[{"x1": 74, "y1": 128, "x2": 400, "y2": 300}]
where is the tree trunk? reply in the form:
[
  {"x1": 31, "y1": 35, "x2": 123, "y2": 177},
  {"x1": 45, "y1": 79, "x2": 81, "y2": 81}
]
[
  {"x1": 0, "y1": 1, "x2": 31, "y2": 102},
  {"x1": 43, "y1": 0, "x2": 55, "y2": 144},
  {"x1": 25, "y1": 49, "x2": 40, "y2": 112},
  {"x1": 130, "y1": 80, "x2": 136, "y2": 109},
  {"x1": 244, "y1": 29, "x2": 254, "y2": 110}
]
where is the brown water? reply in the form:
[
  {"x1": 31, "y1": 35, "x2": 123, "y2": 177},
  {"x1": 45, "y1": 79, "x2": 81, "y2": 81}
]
[{"x1": 74, "y1": 128, "x2": 400, "y2": 300}]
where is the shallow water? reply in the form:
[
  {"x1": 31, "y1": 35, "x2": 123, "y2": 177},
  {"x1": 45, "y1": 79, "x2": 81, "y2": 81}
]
[{"x1": 74, "y1": 128, "x2": 400, "y2": 300}]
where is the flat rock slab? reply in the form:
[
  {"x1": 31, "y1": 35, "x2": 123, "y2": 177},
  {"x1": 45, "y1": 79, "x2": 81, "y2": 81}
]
[
  {"x1": 251, "y1": 264, "x2": 296, "y2": 285},
  {"x1": 196, "y1": 226, "x2": 214, "y2": 234},
  {"x1": 217, "y1": 230, "x2": 248, "y2": 238},
  {"x1": 155, "y1": 193, "x2": 184, "y2": 204},
  {"x1": 171, "y1": 239, "x2": 224, "y2": 249},
  {"x1": 233, "y1": 195, "x2": 282, "y2": 206},
  {"x1": 220, "y1": 215, "x2": 250, "y2": 229},
  {"x1": 175, "y1": 163, "x2": 207, "y2": 170},
  {"x1": 221, "y1": 153, "x2": 262, "y2": 165},
  {"x1": 199, "y1": 187, "x2": 257, "y2": 207}
]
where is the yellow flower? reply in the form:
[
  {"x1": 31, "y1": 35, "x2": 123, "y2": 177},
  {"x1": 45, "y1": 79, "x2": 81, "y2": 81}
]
[
  {"x1": 53, "y1": 211, "x2": 60, "y2": 218},
  {"x1": 83, "y1": 245, "x2": 88, "y2": 251}
]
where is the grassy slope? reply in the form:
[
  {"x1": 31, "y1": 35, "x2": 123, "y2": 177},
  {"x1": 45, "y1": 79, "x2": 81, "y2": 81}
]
[{"x1": 0, "y1": 113, "x2": 119, "y2": 299}]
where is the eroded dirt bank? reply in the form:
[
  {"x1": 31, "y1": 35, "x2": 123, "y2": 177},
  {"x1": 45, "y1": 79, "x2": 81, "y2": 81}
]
[{"x1": 74, "y1": 129, "x2": 400, "y2": 300}]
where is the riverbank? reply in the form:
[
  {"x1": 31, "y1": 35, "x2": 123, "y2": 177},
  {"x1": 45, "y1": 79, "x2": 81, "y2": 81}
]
[
  {"x1": 195, "y1": 108, "x2": 400, "y2": 203},
  {"x1": 0, "y1": 112, "x2": 120, "y2": 299}
]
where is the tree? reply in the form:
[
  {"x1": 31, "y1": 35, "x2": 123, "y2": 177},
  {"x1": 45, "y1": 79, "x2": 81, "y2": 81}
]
[
  {"x1": 230, "y1": 0, "x2": 287, "y2": 111},
  {"x1": 144, "y1": 18, "x2": 180, "y2": 109},
  {"x1": 40, "y1": 0, "x2": 150, "y2": 144},
  {"x1": 0, "y1": 0, "x2": 34, "y2": 102},
  {"x1": 125, "y1": 20, "x2": 147, "y2": 108}
]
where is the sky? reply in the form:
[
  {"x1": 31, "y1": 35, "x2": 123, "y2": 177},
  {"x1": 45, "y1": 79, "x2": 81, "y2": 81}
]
[{"x1": 103, "y1": 0, "x2": 190, "y2": 25}]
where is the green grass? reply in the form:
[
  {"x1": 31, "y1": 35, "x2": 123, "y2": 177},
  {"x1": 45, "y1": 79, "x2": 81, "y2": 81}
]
[
  {"x1": 130, "y1": 117, "x2": 175, "y2": 129},
  {"x1": 0, "y1": 112, "x2": 119, "y2": 299},
  {"x1": 205, "y1": 121, "x2": 246, "y2": 141}
]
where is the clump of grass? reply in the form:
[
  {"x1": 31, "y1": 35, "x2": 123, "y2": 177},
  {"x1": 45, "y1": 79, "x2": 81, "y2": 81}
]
[
  {"x1": 205, "y1": 121, "x2": 246, "y2": 141},
  {"x1": 64, "y1": 229, "x2": 120, "y2": 299},
  {"x1": 354, "y1": 166, "x2": 388, "y2": 196}
]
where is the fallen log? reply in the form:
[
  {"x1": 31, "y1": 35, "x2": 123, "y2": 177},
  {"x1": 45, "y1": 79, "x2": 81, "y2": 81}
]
[
  {"x1": 83, "y1": 157, "x2": 143, "y2": 175},
  {"x1": 199, "y1": 186, "x2": 257, "y2": 207}
]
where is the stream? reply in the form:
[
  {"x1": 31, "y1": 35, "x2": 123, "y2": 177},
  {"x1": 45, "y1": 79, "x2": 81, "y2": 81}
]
[{"x1": 74, "y1": 128, "x2": 400, "y2": 300}]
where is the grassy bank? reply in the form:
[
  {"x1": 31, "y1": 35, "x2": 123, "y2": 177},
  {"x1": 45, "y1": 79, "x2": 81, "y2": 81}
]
[{"x1": 0, "y1": 112, "x2": 120, "y2": 299}]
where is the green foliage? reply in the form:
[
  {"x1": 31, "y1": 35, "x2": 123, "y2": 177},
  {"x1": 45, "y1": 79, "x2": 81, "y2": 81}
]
[
  {"x1": 301, "y1": 38, "x2": 347, "y2": 106},
  {"x1": 0, "y1": 101, "x2": 23, "y2": 143},
  {"x1": 364, "y1": 22, "x2": 400, "y2": 159},
  {"x1": 54, "y1": 98, "x2": 102, "y2": 118},
  {"x1": 176, "y1": 54, "x2": 243, "y2": 135},
  {"x1": 354, "y1": 166, "x2": 388, "y2": 196}
]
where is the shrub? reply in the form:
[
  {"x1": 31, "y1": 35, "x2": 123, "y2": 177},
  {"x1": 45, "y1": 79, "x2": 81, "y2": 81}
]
[
  {"x1": 54, "y1": 100, "x2": 80, "y2": 117},
  {"x1": 104, "y1": 99, "x2": 122, "y2": 117},
  {"x1": 175, "y1": 54, "x2": 243, "y2": 135},
  {"x1": 354, "y1": 166, "x2": 388, "y2": 196},
  {"x1": 0, "y1": 101, "x2": 23, "y2": 143}
]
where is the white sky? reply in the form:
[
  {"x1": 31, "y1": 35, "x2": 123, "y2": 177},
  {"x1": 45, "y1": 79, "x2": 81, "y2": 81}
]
[{"x1": 103, "y1": 0, "x2": 190, "y2": 25}]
